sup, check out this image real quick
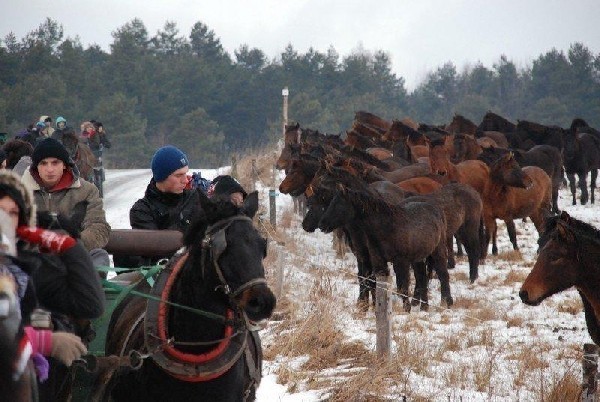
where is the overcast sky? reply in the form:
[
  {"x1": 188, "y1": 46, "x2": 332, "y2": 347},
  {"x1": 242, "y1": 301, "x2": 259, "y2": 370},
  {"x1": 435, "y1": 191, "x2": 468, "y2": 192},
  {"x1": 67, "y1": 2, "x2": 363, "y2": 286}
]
[{"x1": 2, "y1": 0, "x2": 599, "y2": 90}]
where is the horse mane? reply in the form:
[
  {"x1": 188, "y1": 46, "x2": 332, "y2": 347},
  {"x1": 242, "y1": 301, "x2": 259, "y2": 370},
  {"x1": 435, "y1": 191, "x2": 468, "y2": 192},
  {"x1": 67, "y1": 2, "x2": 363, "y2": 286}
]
[
  {"x1": 183, "y1": 195, "x2": 241, "y2": 248},
  {"x1": 544, "y1": 214, "x2": 600, "y2": 244},
  {"x1": 341, "y1": 145, "x2": 389, "y2": 169},
  {"x1": 319, "y1": 166, "x2": 394, "y2": 214}
]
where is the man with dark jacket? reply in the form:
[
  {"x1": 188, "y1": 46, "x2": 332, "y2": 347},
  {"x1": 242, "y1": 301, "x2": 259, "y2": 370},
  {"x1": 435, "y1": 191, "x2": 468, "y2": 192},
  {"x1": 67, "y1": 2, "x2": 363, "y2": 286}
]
[
  {"x1": 130, "y1": 145, "x2": 199, "y2": 232},
  {"x1": 121, "y1": 146, "x2": 199, "y2": 267}
]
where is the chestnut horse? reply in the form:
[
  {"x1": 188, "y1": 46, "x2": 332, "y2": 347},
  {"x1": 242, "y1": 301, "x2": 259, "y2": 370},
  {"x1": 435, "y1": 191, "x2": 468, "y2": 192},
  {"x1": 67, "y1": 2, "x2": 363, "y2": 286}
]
[
  {"x1": 61, "y1": 131, "x2": 98, "y2": 184},
  {"x1": 481, "y1": 153, "x2": 552, "y2": 257},
  {"x1": 520, "y1": 212, "x2": 600, "y2": 346}
]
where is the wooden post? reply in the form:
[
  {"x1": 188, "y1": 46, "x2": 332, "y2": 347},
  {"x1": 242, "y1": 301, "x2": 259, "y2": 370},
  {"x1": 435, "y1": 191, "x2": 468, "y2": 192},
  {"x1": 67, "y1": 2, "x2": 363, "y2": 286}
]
[
  {"x1": 282, "y1": 87, "x2": 289, "y2": 141},
  {"x1": 250, "y1": 159, "x2": 257, "y2": 192},
  {"x1": 582, "y1": 343, "x2": 599, "y2": 401},
  {"x1": 269, "y1": 189, "x2": 277, "y2": 230},
  {"x1": 230, "y1": 156, "x2": 238, "y2": 179},
  {"x1": 375, "y1": 275, "x2": 391, "y2": 359}
]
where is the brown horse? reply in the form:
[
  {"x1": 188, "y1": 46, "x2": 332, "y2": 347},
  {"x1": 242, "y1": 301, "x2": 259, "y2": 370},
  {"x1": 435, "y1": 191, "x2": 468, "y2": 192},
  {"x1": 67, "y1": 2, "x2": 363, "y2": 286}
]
[
  {"x1": 61, "y1": 131, "x2": 98, "y2": 183},
  {"x1": 481, "y1": 153, "x2": 552, "y2": 257},
  {"x1": 354, "y1": 111, "x2": 391, "y2": 131},
  {"x1": 396, "y1": 177, "x2": 441, "y2": 194},
  {"x1": 453, "y1": 134, "x2": 483, "y2": 162},
  {"x1": 520, "y1": 212, "x2": 600, "y2": 346},
  {"x1": 446, "y1": 114, "x2": 478, "y2": 135}
]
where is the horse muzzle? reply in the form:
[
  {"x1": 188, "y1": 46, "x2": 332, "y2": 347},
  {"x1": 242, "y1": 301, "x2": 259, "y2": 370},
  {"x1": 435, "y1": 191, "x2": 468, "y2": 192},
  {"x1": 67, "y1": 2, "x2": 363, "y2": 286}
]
[
  {"x1": 518, "y1": 289, "x2": 541, "y2": 306},
  {"x1": 238, "y1": 284, "x2": 276, "y2": 323}
]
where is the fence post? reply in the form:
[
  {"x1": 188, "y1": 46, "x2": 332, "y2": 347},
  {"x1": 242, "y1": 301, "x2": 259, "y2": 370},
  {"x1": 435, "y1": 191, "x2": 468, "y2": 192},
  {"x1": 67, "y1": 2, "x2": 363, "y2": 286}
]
[
  {"x1": 269, "y1": 189, "x2": 277, "y2": 230},
  {"x1": 583, "y1": 343, "x2": 599, "y2": 401},
  {"x1": 250, "y1": 159, "x2": 257, "y2": 193},
  {"x1": 230, "y1": 156, "x2": 238, "y2": 179},
  {"x1": 375, "y1": 274, "x2": 391, "y2": 359}
]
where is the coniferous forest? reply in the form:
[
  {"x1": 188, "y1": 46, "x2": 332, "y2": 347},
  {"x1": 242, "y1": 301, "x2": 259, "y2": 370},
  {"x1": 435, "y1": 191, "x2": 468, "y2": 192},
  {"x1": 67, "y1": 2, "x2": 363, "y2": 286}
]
[{"x1": 1, "y1": 18, "x2": 599, "y2": 168}]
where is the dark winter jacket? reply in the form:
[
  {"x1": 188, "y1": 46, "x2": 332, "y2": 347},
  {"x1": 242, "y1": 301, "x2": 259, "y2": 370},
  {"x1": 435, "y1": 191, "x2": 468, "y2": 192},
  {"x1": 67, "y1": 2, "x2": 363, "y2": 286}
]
[
  {"x1": 17, "y1": 240, "x2": 105, "y2": 320},
  {"x1": 118, "y1": 180, "x2": 200, "y2": 268},
  {"x1": 130, "y1": 179, "x2": 200, "y2": 231}
]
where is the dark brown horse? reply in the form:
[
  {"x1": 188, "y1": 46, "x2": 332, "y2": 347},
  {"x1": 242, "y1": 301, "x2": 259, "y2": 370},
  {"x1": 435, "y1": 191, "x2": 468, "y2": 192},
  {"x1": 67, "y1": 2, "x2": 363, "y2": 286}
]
[
  {"x1": 61, "y1": 131, "x2": 98, "y2": 184},
  {"x1": 481, "y1": 153, "x2": 552, "y2": 257},
  {"x1": 562, "y1": 126, "x2": 600, "y2": 205},
  {"x1": 446, "y1": 114, "x2": 478, "y2": 135},
  {"x1": 520, "y1": 212, "x2": 600, "y2": 346},
  {"x1": 102, "y1": 193, "x2": 276, "y2": 401},
  {"x1": 354, "y1": 111, "x2": 392, "y2": 131},
  {"x1": 309, "y1": 168, "x2": 451, "y2": 311},
  {"x1": 302, "y1": 166, "x2": 408, "y2": 308}
]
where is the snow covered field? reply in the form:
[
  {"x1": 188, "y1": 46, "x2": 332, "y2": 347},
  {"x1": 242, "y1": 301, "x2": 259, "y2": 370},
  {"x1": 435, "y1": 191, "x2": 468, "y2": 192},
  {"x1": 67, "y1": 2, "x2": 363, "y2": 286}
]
[{"x1": 103, "y1": 169, "x2": 599, "y2": 401}]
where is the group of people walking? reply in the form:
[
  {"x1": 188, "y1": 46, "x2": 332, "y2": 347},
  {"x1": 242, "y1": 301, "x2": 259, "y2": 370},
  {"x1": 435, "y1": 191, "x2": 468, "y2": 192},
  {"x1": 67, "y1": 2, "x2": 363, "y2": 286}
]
[{"x1": 0, "y1": 118, "x2": 247, "y2": 400}]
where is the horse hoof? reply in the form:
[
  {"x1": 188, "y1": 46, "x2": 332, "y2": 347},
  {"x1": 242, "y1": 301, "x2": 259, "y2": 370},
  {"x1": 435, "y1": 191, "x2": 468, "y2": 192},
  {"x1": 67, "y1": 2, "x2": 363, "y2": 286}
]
[
  {"x1": 492, "y1": 247, "x2": 498, "y2": 255},
  {"x1": 420, "y1": 302, "x2": 429, "y2": 312},
  {"x1": 445, "y1": 297, "x2": 454, "y2": 308},
  {"x1": 448, "y1": 260, "x2": 455, "y2": 269}
]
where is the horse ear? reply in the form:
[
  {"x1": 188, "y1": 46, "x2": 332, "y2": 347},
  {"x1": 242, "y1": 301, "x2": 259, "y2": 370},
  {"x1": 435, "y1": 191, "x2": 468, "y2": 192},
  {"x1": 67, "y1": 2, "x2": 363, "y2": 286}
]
[
  {"x1": 242, "y1": 191, "x2": 259, "y2": 219},
  {"x1": 559, "y1": 210, "x2": 571, "y2": 224}
]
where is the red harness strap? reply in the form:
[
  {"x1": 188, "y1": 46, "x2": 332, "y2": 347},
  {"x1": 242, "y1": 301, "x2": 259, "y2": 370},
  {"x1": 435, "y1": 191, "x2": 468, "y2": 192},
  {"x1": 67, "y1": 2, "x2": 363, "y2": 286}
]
[{"x1": 156, "y1": 253, "x2": 235, "y2": 382}]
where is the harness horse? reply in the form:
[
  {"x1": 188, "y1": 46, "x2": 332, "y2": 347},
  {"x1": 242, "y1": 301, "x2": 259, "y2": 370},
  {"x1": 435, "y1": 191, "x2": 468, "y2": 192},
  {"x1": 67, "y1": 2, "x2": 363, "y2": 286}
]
[{"x1": 96, "y1": 192, "x2": 276, "y2": 401}]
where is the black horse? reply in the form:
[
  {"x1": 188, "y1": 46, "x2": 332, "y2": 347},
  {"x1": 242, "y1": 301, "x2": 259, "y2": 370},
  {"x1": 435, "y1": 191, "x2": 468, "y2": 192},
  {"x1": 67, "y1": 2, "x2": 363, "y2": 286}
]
[
  {"x1": 562, "y1": 127, "x2": 600, "y2": 205},
  {"x1": 103, "y1": 192, "x2": 276, "y2": 401}
]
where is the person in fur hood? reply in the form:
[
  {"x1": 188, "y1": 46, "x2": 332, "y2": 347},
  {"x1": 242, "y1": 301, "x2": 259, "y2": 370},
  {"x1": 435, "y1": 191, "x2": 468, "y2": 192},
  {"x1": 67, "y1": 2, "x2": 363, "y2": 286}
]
[{"x1": 0, "y1": 169, "x2": 103, "y2": 400}]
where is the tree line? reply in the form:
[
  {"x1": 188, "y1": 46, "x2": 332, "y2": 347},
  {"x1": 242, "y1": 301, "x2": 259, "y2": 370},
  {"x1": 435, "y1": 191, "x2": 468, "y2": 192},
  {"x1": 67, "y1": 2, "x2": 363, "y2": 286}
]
[{"x1": 1, "y1": 18, "x2": 599, "y2": 168}]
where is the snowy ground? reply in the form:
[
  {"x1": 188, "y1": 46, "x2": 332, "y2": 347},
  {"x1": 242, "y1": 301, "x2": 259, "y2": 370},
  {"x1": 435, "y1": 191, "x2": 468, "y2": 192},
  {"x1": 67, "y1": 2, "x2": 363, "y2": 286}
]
[{"x1": 103, "y1": 169, "x2": 599, "y2": 401}]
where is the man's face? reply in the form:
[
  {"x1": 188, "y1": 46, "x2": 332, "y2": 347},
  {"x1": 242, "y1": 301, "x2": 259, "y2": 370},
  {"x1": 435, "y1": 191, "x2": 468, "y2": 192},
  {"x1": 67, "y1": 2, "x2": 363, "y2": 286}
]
[
  {"x1": 57, "y1": 122, "x2": 65, "y2": 129},
  {"x1": 156, "y1": 166, "x2": 189, "y2": 194},
  {"x1": 37, "y1": 157, "x2": 66, "y2": 188}
]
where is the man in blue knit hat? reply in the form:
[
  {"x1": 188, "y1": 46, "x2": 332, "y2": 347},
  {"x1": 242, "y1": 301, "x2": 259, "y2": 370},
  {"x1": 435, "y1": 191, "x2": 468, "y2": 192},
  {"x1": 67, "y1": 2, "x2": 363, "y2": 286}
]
[{"x1": 126, "y1": 146, "x2": 200, "y2": 265}]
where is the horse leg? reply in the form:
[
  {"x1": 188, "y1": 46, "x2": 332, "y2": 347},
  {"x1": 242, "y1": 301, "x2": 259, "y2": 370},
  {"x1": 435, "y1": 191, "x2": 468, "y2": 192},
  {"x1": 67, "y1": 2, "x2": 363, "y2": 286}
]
[
  {"x1": 455, "y1": 235, "x2": 464, "y2": 256},
  {"x1": 392, "y1": 260, "x2": 411, "y2": 312},
  {"x1": 591, "y1": 169, "x2": 597, "y2": 204},
  {"x1": 458, "y1": 226, "x2": 480, "y2": 283},
  {"x1": 411, "y1": 261, "x2": 429, "y2": 311},
  {"x1": 506, "y1": 220, "x2": 518, "y2": 251},
  {"x1": 491, "y1": 219, "x2": 499, "y2": 255},
  {"x1": 446, "y1": 234, "x2": 455, "y2": 269},
  {"x1": 580, "y1": 171, "x2": 589, "y2": 205},
  {"x1": 567, "y1": 173, "x2": 577, "y2": 205},
  {"x1": 356, "y1": 258, "x2": 370, "y2": 311},
  {"x1": 430, "y1": 243, "x2": 453, "y2": 307}
]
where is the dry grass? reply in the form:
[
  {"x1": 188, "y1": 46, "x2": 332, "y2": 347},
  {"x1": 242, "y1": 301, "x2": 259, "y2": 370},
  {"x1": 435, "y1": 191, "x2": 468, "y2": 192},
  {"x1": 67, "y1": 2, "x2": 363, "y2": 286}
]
[
  {"x1": 502, "y1": 268, "x2": 529, "y2": 286},
  {"x1": 498, "y1": 250, "x2": 524, "y2": 262}
]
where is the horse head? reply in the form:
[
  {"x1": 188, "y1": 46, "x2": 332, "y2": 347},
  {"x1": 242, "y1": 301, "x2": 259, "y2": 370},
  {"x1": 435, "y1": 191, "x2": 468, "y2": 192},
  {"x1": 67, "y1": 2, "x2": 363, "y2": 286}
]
[
  {"x1": 428, "y1": 140, "x2": 451, "y2": 176},
  {"x1": 520, "y1": 212, "x2": 579, "y2": 306},
  {"x1": 185, "y1": 192, "x2": 276, "y2": 324},
  {"x1": 489, "y1": 153, "x2": 532, "y2": 189}
]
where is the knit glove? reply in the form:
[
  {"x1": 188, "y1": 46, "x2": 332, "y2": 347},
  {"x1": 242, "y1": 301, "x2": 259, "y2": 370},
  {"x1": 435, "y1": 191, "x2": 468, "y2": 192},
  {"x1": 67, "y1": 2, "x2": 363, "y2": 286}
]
[
  {"x1": 16, "y1": 227, "x2": 77, "y2": 253},
  {"x1": 50, "y1": 332, "x2": 87, "y2": 366}
]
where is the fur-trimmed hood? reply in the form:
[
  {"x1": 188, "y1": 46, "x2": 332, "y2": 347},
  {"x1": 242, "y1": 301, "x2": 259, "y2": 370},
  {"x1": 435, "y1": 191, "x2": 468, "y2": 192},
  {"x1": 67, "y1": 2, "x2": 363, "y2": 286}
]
[{"x1": 0, "y1": 169, "x2": 36, "y2": 227}]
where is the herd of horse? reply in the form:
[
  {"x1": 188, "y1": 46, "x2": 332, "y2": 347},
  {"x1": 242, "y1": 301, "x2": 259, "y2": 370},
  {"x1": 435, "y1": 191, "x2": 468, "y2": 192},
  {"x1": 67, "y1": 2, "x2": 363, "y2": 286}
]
[{"x1": 277, "y1": 111, "x2": 600, "y2": 347}]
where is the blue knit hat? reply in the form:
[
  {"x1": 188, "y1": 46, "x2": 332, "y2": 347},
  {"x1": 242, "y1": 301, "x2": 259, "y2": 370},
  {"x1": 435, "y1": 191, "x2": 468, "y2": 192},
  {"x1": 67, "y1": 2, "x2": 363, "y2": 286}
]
[{"x1": 151, "y1": 145, "x2": 189, "y2": 182}]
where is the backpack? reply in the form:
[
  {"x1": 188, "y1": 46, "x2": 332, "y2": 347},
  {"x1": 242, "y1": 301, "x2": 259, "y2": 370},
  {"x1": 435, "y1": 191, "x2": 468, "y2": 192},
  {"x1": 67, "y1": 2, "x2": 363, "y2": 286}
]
[{"x1": 188, "y1": 172, "x2": 212, "y2": 194}]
